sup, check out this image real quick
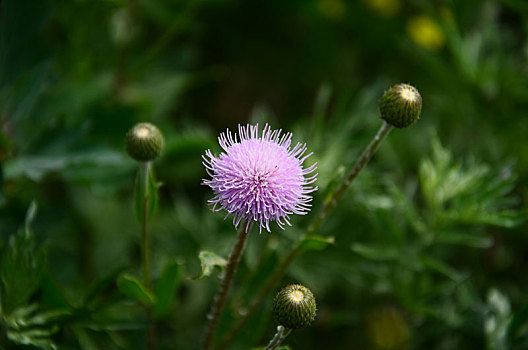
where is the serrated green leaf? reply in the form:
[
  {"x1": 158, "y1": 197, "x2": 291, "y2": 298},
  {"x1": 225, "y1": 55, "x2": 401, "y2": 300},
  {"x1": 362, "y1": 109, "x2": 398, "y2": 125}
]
[
  {"x1": 296, "y1": 235, "x2": 335, "y2": 253},
  {"x1": 6, "y1": 304, "x2": 69, "y2": 330},
  {"x1": 0, "y1": 203, "x2": 46, "y2": 314},
  {"x1": 134, "y1": 164, "x2": 160, "y2": 224},
  {"x1": 154, "y1": 260, "x2": 181, "y2": 318},
  {"x1": 190, "y1": 251, "x2": 227, "y2": 280},
  {"x1": 7, "y1": 327, "x2": 58, "y2": 350},
  {"x1": 118, "y1": 274, "x2": 155, "y2": 305},
  {"x1": 351, "y1": 243, "x2": 400, "y2": 261}
]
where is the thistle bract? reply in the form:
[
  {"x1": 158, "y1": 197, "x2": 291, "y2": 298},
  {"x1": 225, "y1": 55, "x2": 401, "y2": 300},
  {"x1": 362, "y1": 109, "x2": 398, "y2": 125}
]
[
  {"x1": 126, "y1": 122, "x2": 164, "y2": 162},
  {"x1": 202, "y1": 124, "x2": 317, "y2": 232},
  {"x1": 273, "y1": 284, "x2": 317, "y2": 329},
  {"x1": 379, "y1": 83, "x2": 422, "y2": 128}
]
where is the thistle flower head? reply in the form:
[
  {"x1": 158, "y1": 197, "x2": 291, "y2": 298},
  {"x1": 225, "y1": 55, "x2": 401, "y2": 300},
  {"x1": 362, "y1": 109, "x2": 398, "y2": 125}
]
[
  {"x1": 379, "y1": 83, "x2": 422, "y2": 128},
  {"x1": 202, "y1": 124, "x2": 318, "y2": 232},
  {"x1": 126, "y1": 122, "x2": 164, "y2": 162},
  {"x1": 273, "y1": 284, "x2": 317, "y2": 329}
]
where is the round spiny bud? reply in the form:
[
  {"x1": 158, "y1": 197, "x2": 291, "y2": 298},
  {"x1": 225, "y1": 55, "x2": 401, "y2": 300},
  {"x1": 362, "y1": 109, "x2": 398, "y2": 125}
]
[
  {"x1": 125, "y1": 122, "x2": 164, "y2": 162},
  {"x1": 379, "y1": 83, "x2": 422, "y2": 128},
  {"x1": 273, "y1": 284, "x2": 316, "y2": 329}
]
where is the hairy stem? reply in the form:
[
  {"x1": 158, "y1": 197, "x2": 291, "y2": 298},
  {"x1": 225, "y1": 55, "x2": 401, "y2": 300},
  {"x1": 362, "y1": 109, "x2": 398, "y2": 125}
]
[
  {"x1": 139, "y1": 162, "x2": 151, "y2": 291},
  {"x1": 202, "y1": 221, "x2": 253, "y2": 350},
  {"x1": 305, "y1": 121, "x2": 393, "y2": 236},
  {"x1": 139, "y1": 162, "x2": 155, "y2": 350},
  {"x1": 265, "y1": 326, "x2": 292, "y2": 350},
  {"x1": 219, "y1": 122, "x2": 393, "y2": 349}
]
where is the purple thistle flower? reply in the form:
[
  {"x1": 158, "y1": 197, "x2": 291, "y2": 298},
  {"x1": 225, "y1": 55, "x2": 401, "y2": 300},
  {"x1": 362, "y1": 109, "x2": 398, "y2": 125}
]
[{"x1": 202, "y1": 124, "x2": 318, "y2": 232}]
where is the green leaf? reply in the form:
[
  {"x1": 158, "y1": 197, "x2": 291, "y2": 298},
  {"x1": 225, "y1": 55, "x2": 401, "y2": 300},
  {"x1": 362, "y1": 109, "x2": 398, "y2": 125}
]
[
  {"x1": 0, "y1": 203, "x2": 46, "y2": 314},
  {"x1": 134, "y1": 164, "x2": 160, "y2": 224},
  {"x1": 485, "y1": 289, "x2": 512, "y2": 350},
  {"x1": 435, "y1": 231, "x2": 494, "y2": 248},
  {"x1": 82, "y1": 266, "x2": 126, "y2": 307},
  {"x1": 419, "y1": 256, "x2": 463, "y2": 281},
  {"x1": 351, "y1": 243, "x2": 400, "y2": 261},
  {"x1": 4, "y1": 303, "x2": 67, "y2": 350},
  {"x1": 296, "y1": 235, "x2": 335, "y2": 253},
  {"x1": 118, "y1": 274, "x2": 155, "y2": 305},
  {"x1": 154, "y1": 260, "x2": 181, "y2": 318},
  {"x1": 7, "y1": 328, "x2": 58, "y2": 350},
  {"x1": 190, "y1": 251, "x2": 227, "y2": 280}
]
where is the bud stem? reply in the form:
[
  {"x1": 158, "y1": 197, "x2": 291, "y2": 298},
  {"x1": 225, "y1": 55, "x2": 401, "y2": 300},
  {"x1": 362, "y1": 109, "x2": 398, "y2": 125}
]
[
  {"x1": 202, "y1": 221, "x2": 253, "y2": 350},
  {"x1": 218, "y1": 122, "x2": 394, "y2": 349},
  {"x1": 306, "y1": 121, "x2": 393, "y2": 236},
  {"x1": 138, "y1": 161, "x2": 156, "y2": 350},
  {"x1": 139, "y1": 161, "x2": 151, "y2": 290},
  {"x1": 265, "y1": 326, "x2": 292, "y2": 350}
]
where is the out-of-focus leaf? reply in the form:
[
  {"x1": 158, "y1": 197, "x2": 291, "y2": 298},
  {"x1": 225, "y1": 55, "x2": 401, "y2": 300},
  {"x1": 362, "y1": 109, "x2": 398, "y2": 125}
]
[
  {"x1": 190, "y1": 251, "x2": 227, "y2": 280},
  {"x1": 40, "y1": 272, "x2": 72, "y2": 310},
  {"x1": 419, "y1": 138, "x2": 526, "y2": 231},
  {"x1": 507, "y1": 305, "x2": 528, "y2": 346},
  {"x1": 485, "y1": 289, "x2": 512, "y2": 350},
  {"x1": 4, "y1": 303, "x2": 68, "y2": 350},
  {"x1": 7, "y1": 327, "x2": 58, "y2": 350},
  {"x1": 82, "y1": 266, "x2": 127, "y2": 307},
  {"x1": 435, "y1": 232, "x2": 494, "y2": 248},
  {"x1": 0, "y1": 202, "x2": 46, "y2": 314},
  {"x1": 4, "y1": 149, "x2": 133, "y2": 182},
  {"x1": 443, "y1": 209, "x2": 528, "y2": 229},
  {"x1": 5, "y1": 304, "x2": 69, "y2": 330},
  {"x1": 296, "y1": 235, "x2": 335, "y2": 253},
  {"x1": 117, "y1": 274, "x2": 155, "y2": 305},
  {"x1": 154, "y1": 260, "x2": 181, "y2": 318},
  {"x1": 351, "y1": 243, "x2": 400, "y2": 261},
  {"x1": 134, "y1": 164, "x2": 160, "y2": 224},
  {"x1": 252, "y1": 346, "x2": 291, "y2": 350},
  {"x1": 418, "y1": 256, "x2": 463, "y2": 281},
  {"x1": 242, "y1": 247, "x2": 279, "y2": 302}
]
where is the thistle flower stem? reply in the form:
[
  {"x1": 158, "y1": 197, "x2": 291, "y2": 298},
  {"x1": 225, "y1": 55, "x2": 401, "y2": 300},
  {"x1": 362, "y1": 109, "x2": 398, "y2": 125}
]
[
  {"x1": 219, "y1": 122, "x2": 394, "y2": 349},
  {"x1": 139, "y1": 162, "x2": 155, "y2": 350},
  {"x1": 202, "y1": 221, "x2": 253, "y2": 350},
  {"x1": 265, "y1": 326, "x2": 292, "y2": 350}
]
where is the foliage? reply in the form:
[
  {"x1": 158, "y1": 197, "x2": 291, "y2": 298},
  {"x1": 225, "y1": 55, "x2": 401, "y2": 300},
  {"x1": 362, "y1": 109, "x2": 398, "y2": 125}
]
[{"x1": 1, "y1": 0, "x2": 528, "y2": 349}]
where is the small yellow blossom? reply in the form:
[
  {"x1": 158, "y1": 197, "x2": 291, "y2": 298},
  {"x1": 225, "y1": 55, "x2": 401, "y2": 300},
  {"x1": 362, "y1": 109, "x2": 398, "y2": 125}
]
[
  {"x1": 407, "y1": 15, "x2": 446, "y2": 51},
  {"x1": 363, "y1": 0, "x2": 402, "y2": 18}
]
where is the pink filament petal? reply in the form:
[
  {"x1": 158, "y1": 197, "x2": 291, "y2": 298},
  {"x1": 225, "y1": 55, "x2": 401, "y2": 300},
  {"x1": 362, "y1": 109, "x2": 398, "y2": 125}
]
[{"x1": 202, "y1": 124, "x2": 318, "y2": 232}]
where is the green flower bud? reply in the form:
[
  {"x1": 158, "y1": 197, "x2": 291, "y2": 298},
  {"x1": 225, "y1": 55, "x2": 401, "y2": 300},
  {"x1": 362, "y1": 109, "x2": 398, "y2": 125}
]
[
  {"x1": 379, "y1": 83, "x2": 422, "y2": 128},
  {"x1": 273, "y1": 284, "x2": 317, "y2": 329},
  {"x1": 125, "y1": 122, "x2": 164, "y2": 162}
]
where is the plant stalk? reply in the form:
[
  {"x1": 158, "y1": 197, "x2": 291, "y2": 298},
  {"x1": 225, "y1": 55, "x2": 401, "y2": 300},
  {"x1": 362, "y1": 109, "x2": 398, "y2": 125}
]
[
  {"x1": 265, "y1": 326, "x2": 292, "y2": 350},
  {"x1": 139, "y1": 162, "x2": 151, "y2": 291},
  {"x1": 139, "y1": 162, "x2": 155, "y2": 350},
  {"x1": 202, "y1": 221, "x2": 253, "y2": 350},
  {"x1": 218, "y1": 122, "x2": 393, "y2": 349},
  {"x1": 305, "y1": 121, "x2": 393, "y2": 236}
]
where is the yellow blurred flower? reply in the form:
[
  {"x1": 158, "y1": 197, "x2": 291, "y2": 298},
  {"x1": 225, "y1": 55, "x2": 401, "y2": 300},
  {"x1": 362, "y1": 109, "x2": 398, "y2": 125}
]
[
  {"x1": 367, "y1": 306, "x2": 410, "y2": 350},
  {"x1": 406, "y1": 15, "x2": 445, "y2": 51},
  {"x1": 363, "y1": 0, "x2": 402, "y2": 18},
  {"x1": 318, "y1": 0, "x2": 346, "y2": 21}
]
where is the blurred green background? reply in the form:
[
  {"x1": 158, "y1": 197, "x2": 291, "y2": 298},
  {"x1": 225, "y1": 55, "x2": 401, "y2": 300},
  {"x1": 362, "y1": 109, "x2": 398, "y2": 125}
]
[{"x1": 1, "y1": 0, "x2": 528, "y2": 349}]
